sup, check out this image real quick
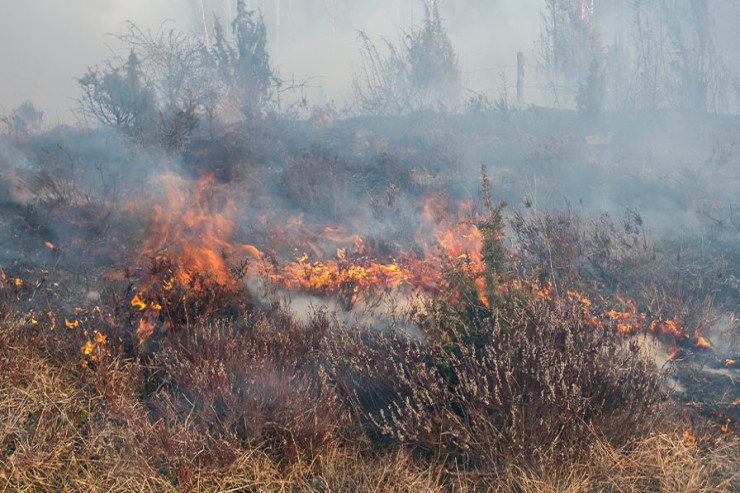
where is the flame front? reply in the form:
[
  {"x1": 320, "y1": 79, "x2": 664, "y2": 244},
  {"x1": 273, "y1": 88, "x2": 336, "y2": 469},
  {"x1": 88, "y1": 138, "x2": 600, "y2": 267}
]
[{"x1": 124, "y1": 176, "x2": 716, "y2": 354}]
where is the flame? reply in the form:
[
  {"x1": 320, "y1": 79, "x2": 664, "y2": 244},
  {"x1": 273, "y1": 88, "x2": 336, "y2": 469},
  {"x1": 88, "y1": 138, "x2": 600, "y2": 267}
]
[
  {"x1": 65, "y1": 318, "x2": 79, "y2": 329},
  {"x1": 131, "y1": 293, "x2": 147, "y2": 311},
  {"x1": 694, "y1": 333, "x2": 712, "y2": 348},
  {"x1": 721, "y1": 418, "x2": 731, "y2": 433},
  {"x1": 125, "y1": 178, "x2": 716, "y2": 357},
  {"x1": 45, "y1": 241, "x2": 55, "y2": 249},
  {"x1": 725, "y1": 359, "x2": 737, "y2": 367},
  {"x1": 126, "y1": 185, "x2": 498, "y2": 343},
  {"x1": 666, "y1": 347, "x2": 680, "y2": 361},
  {"x1": 137, "y1": 317, "x2": 157, "y2": 345},
  {"x1": 683, "y1": 427, "x2": 697, "y2": 446},
  {"x1": 137, "y1": 174, "x2": 247, "y2": 288},
  {"x1": 80, "y1": 330, "x2": 110, "y2": 367}
]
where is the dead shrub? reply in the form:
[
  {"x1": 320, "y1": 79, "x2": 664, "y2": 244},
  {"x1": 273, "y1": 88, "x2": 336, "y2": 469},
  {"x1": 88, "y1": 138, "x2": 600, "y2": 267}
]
[
  {"x1": 145, "y1": 307, "x2": 347, "y2": 462},
  {"x1": 280, "y1": 145, "x2": 355, "y2": 220}
]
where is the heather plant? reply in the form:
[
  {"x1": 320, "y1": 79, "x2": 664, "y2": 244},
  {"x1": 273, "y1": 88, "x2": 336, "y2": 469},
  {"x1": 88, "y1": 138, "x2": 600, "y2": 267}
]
[
  {"x1": 323, "y1": 171, "x2": 663, "y2": 467},
  {"x1": 326, "y1": 294, "x2": 662, "y2": 467},
  {"x1": 279, "y1": 145, "x2": 356, "y2": 220}
]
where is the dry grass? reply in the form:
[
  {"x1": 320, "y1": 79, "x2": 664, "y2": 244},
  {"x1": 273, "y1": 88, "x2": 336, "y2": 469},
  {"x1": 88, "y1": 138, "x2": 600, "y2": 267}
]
[
  {"x1": 483, "y1": 432, "x2": 740, "y2": 493},
  {"x1": 2, "y1": 311, "x2": 738, "y2": 492}
]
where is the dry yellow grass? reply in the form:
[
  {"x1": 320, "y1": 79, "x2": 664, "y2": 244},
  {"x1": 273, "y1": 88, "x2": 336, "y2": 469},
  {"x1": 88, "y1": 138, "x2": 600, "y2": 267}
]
[{"x1": 1, "y1": 321, "x2": 738, "y2": 492}]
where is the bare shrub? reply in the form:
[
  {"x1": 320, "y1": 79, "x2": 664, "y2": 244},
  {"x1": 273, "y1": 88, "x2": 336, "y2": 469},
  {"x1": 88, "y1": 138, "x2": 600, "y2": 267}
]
[
  {"x1": 352, "y1": 3, "x2": 460, "y2": 115},
  {"x1": 145, "y1": 308, "x2": 347, "y2": 462},
  {"x1": 279, "y1": 146, "x2": 355, "y2": 220}
]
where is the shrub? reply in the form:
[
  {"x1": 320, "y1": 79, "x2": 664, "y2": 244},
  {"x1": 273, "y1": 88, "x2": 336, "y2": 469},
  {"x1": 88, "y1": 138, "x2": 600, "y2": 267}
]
[
  {"x1": 326, "y1": 182, "x2": 663, "y2": 467},
  {"x1": 279, "y1": 146, "x2": 355, "y2": 220},
  {"x1": 352, "y1": 3, "x2": 460, "y2": 115}
]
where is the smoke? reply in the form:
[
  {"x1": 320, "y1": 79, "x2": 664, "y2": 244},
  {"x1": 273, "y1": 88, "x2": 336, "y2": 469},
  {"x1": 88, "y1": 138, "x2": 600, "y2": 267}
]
[
  {"x1": 0, "y1": 0, "x2": 563, "y2": 120},
  {"x1": 5, "y1": 0, "x2": 740, "y2": 121}
]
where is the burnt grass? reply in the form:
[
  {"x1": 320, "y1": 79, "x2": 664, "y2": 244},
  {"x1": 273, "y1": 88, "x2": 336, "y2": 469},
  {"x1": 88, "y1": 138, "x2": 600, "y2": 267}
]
[{"x1": 1, "y1": 108, "x2": 740, "y2": 490}]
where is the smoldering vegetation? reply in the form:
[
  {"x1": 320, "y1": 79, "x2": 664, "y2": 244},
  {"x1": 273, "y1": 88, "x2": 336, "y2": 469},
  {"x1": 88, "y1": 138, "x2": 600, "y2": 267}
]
[{"x1": 0, "y1": 1, "x2": 740, "y2": 491}]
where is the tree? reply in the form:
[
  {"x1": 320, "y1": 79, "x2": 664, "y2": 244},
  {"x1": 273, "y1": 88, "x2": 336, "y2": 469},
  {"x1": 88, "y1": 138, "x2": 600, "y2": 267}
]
[
  {"x1": 629, "y1": 0, "x2": 725, "y2": 111},
  {"x1": 577, "y1": 57, "x2": 606, "y2": 116},
  {"x1": 76, "y1": 1, "x2": 280, "y2": 149},
  {"x1": 3, "y1": 101, "x2": 44, "y2": 135},
  {"x1": 405, "y1": 2, "x2": 459, "y2": 96},
  {"x1": 213, "y1": 0, "x2": 275, "y2": 118},
  {"x1": 352, "y1": 2, "x2": 460, "y2": 115},
  {"x1": 77, "y1": 50, "x2": 155, "y2": 131},
  {"x1": 539, "y1": 0, "x2": 602, "y2": 107}
]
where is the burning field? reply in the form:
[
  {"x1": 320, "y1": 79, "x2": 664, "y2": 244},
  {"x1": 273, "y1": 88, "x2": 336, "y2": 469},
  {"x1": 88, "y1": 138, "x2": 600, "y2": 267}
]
[
  {"x1": 1, "y1": 4, "x2": 740, "y2": 486},
  {"x1": 0, "y1": 109, "x2": 739, "y2": 491}
]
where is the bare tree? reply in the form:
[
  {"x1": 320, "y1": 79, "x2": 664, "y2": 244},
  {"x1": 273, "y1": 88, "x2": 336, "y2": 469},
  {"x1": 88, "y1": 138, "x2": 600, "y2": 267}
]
[{"x1": 538, "y1": 0, "x2": 602, "y2": 107}]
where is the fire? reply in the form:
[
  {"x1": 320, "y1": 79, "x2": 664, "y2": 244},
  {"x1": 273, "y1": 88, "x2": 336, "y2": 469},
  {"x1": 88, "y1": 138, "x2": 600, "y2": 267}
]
[
  {"x1": 137, "y1": 317, "x2": 157, "y2": 345},
  {"x1": 128, "y1": 183, "x2": 491, "y2": 344},
  {"x1": 694, "y1": 332, "x2": 712, "y2": 348},
  {"x1": 80, "y1": 330, "x2": 109, "y2": 368},
  {"x1": 666, "y1": 347, "x2": 680, "y2": 361},
  {"x1": 721, "y1": 418, "x2": 732, "y2": 433},
  {"x1": 131, "y1": 293, "x2": 147, "y2": 311},
  {"x1": 123, "y1": 175, "x2": 719, "y2": 359},
  {"x1": 137, "y1": 173, "x2": 248, "y2": 288},
  {"x1": 683, "y1": 427, "x2": 697, "y2": 446}
]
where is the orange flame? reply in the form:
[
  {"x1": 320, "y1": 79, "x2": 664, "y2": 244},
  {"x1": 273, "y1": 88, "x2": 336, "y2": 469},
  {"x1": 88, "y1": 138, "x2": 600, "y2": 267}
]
[
  {"x1": 694, "y1": 333, "x2": 712, "y2": 348},
  {"x1": 131, "y1": 293, "x2": 147, "y2": 311},
  {"x1": 137, "y1": 318, "x2": 156, "y2": 345}
]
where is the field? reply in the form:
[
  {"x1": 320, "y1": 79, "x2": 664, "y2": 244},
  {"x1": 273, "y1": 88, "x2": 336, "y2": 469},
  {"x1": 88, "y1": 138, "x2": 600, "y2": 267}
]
[{"x1": 0, "y1": 106, "x2": 739, "y2": 491}]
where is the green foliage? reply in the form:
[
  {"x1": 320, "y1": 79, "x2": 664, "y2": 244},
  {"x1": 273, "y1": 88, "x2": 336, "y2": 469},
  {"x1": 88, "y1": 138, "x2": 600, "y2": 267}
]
[
  {"x1": 577, "y1": 57, "x2": 606, "y2": 117},
  {"x1": 415, "y1": 166, "x2": 520, "y2": 353},
  {"x1": 479, "y1": 165, "x2": 509, "y2": 311}
]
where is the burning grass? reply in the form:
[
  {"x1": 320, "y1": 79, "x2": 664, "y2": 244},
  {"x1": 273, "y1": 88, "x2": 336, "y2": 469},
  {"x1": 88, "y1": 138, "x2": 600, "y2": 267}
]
[{"x1": 1, "y1": 116, "x2": 739, "y2": 490}]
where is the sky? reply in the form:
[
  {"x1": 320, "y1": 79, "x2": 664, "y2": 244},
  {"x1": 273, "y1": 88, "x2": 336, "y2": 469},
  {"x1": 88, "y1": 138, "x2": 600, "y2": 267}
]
[{"x1": 0, "y1": 1, "x2": 194, "y2": 122}]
